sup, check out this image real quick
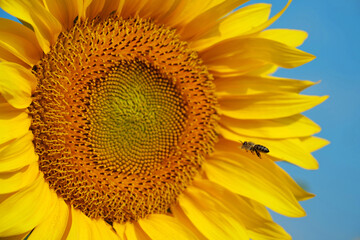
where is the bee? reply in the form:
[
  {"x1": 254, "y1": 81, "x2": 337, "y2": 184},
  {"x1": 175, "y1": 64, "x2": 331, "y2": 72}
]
[{"x1": 240, "y1": 141, "x2": 269, "y2": 159}]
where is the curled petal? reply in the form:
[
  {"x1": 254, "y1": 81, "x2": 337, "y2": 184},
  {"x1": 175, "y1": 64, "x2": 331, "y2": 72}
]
[
  {"x1": 0, "y1": 0, "x2": 62, "y2": 53},
  {"x1": 192, "y1": 3, "x2": 271, "y2": 51},
  {"x1": 0, "y1": 18, "x2": 42, "y2": 67},
  {"x1": 179, "y1": 0, "x2": 249, "y2": 40},
  {"x1": 43, "y1": 0, "x2": 83, "y2": 29}
]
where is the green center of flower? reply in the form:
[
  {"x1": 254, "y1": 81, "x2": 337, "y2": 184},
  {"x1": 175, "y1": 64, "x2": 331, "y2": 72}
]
[
  {"x1": 29, "y1": 16, "x2": 218, "y2": 224},
  {"x1": 88, "y1": 60, "x2": 187, "y2": 174}
]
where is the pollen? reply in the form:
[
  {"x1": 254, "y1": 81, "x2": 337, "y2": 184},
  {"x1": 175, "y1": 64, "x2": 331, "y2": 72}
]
[{"x1": 28, "y1": 16, "x2": 218, "y2": 223}]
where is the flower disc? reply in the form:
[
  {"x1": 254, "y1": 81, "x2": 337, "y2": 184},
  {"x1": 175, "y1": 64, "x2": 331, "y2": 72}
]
[{"x1": 28, "y1": 16, "x2": 218, "y2": 223}]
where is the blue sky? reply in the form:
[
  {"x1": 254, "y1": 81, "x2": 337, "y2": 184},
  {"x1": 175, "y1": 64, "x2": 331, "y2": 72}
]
[{"x1": 1, "y1": 1, "x2": 359, "y2": 240}]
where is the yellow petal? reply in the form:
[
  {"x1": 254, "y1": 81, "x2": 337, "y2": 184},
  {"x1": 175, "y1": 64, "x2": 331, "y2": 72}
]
[
  {"x1": 113, "y1": 223, "x2": 125, "y2": 239},
  {"x1": 0, "y1": 132, "x2": 37, "y2": 172},
  {"x1": 214, "y1": 75, "x2": 317, "y2": 96},
  {"x1": 138, "y1": 214, "x2": 197, "y2": 240},
  {"x1": 219, "y1": 114, "x2": 320, "y2": 139},
  {"x1": 202, "y1": 37, "x2": 315, "y2": 69},
  {"x1": 171, "y1": 204, "x2": 206, "y2": 239},
  {"x1": 192, "y1": 3, "x2": 271, "y2": 51},
  {"x1": 1, "y1": 232, "x2": 30, "y2": 240},
  {"x1": 204, "y1": 154, "x2": 306, "y2": 217},
  {"x1": 219, "y1": 127, "x2": 320, "y2": 169},
  {"x1": 124, "y1": 222, "x2": 150, "y2": 240},
  {"x1": 85, "y1": 0, "x2": 105, "y2": 20},
  {"x1": 300, "y1": 136, "x2": 330, "y2": 152},
  {"x1": 0, "y1": 0, "x2": 62, "y2": 53},
  {"x1": 0, "y1": 175, "x2": 57, "y2": 237},
  {"x1": 27, "y1": 198, "x2": 69, "y2": 240},
  {"x1": 247, "y1": 64, "x2": 278, "y2": 77},
  {"x1": 264, "y1": 137, "x2": 320, "y2": 170},
  {"x1": 0, "y1": 162, "x2": 39, "y2": 194},
  {"x1": 139, "y1": 0, "x2": 179, "y2": 21},
  {"x1": 0, "y1": 45, "x2": 29, "y2": 69},
  {"x1": 242, "y1": 197, "x2": 272, "y2": 220},
  {"x1": 209, "y1": 58, "x2": 267, "y2": 76},
  {"x1": 0, "y1": 110, "x2": 31, "y2": 145},
  {"x1": 162, "y1": 0, "x2": 223, "y2": 29},
  {"x1": 193, "y1": 179, "x2": 291, "y2": 240},
  {"x1": 123, "y1": 223, "x2": 139, "y2": 240},
  {"x1": 218, "y1": 92, "x2": 328, "y2": 119},
  {"x1": 114, "y1": 0, "x2": 126, "y2": 16},
  {"x1": 100, "y1": 0, "x2": 124, "y2": 18},
  {"x1": 177, "y1": 185, "x2": 249, "y2": 240},
  {"x1": 214, "y1": 138, "x2": 315, "y2": 201},
  {"x1": 117, "y1": 0, "x2": 147, "y2": 19},
  {"x1": 43, "y1": 0, "x2": 83, "y2": 29},
  {"x1": 218, "y1": 3, "x2": 271, "y2": 35},
  {"x1": 66, "y1": 207, "x2": 119, "y2": 240},
  {"x1": 0, "y1": 62, "x2": 36, "y2": 109},
  {"x1": 257, "y1": 29, "x2": 308, "y2": 47},
  {"x1": 0, "y1": 18, "x2": 42, "y2": 67},
  {"x1": 179, "y1": 0, "x2": 249, "y2": 40},
  {"x1": 245, "y1": 0, "x2": 292, "y2": 35}
]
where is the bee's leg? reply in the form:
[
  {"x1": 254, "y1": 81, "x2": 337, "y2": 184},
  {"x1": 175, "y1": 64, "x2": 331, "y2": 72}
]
[{"x1": 256, "y1": 151, "x2": 261, "y2": 158}]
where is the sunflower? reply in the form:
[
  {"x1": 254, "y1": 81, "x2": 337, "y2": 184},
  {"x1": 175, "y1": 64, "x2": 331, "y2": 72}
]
[{"x1": 0, "y1": 0, "x2": 328, "y2": 239}]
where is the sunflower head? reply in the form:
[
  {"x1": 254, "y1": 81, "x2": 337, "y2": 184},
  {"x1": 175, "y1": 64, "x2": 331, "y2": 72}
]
[
  {"x1": 0, "y1": 0, "x2": 327, "y2": 239},
  {"x1": 28, "y1": 15, "x2": 218, "y2": 223}
]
